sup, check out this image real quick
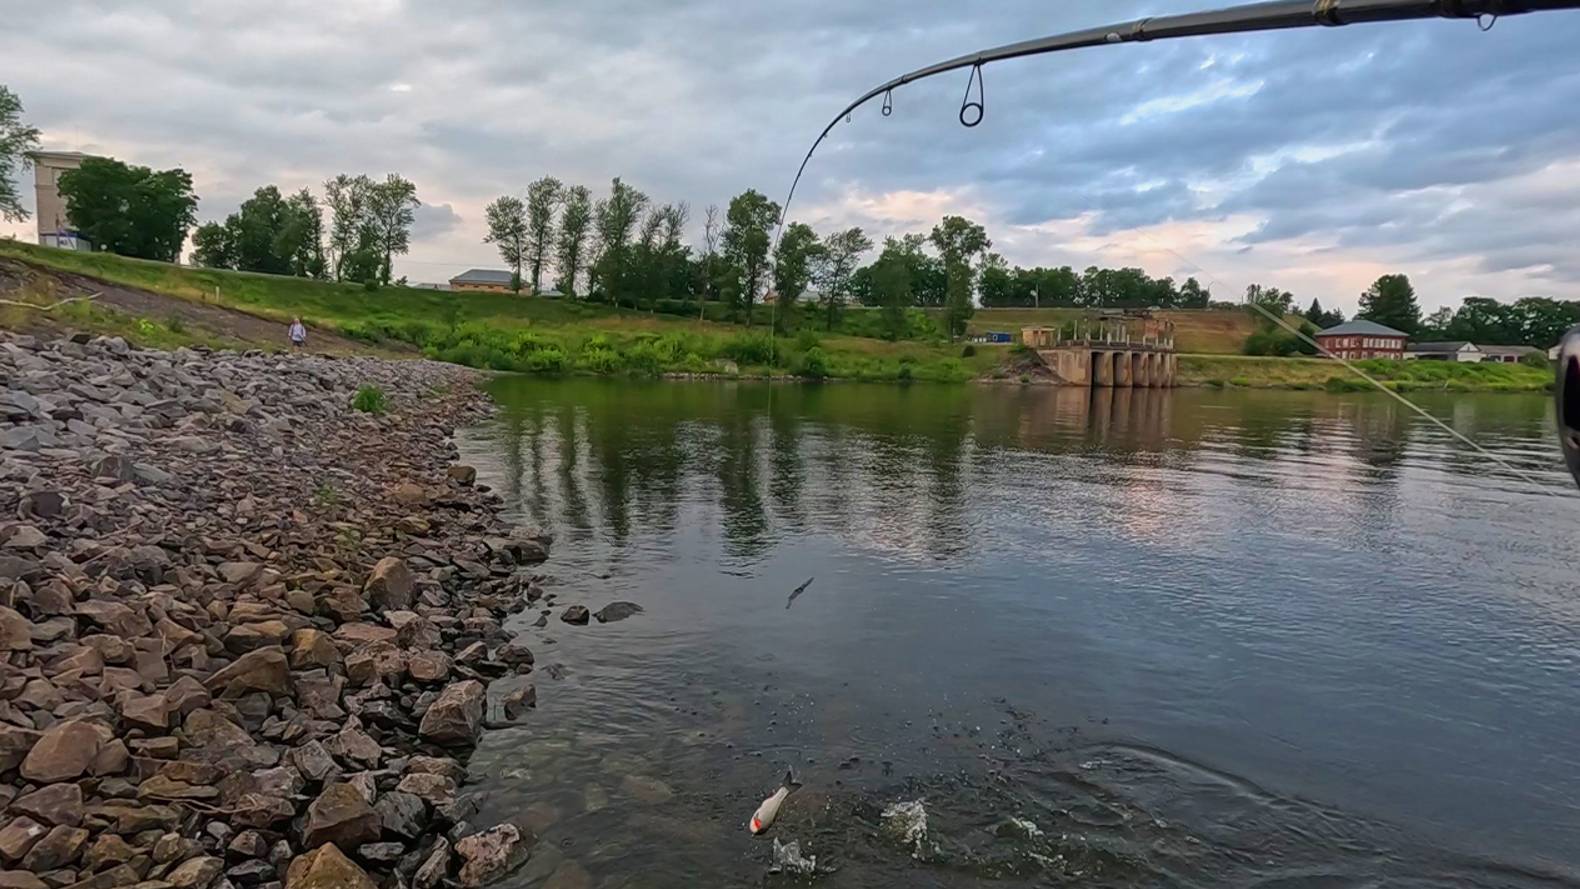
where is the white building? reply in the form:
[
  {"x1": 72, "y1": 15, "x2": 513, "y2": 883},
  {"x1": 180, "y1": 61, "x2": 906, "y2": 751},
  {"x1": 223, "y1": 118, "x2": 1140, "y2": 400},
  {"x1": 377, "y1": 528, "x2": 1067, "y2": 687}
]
[
  {"x1": 28, "y1": 150, "x2": 97, "y2": 251},
  {"x1": 1405, "y1": 341, "x2": 1483, "y2": 363}
]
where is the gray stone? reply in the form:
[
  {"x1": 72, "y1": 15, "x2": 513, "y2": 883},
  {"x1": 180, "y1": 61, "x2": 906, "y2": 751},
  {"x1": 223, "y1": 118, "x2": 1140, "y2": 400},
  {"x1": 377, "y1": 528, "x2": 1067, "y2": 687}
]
[{"x1": 417, "y1": 681, "x2": 484, "y2": 746}]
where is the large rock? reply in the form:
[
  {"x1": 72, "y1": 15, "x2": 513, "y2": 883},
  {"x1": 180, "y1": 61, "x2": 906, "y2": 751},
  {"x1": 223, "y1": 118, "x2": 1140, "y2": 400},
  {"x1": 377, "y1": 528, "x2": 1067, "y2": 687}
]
[
  {"x1": 363, "y1": 557, "x2": 413, "y2": 610},
  {"x1": 455, "y1": 824, "x2": 531, "y2": 887},
  {"x1": 0, "y1": 817, "x2": 47, "y2": 863},
  {"x1": 19, "y1": 824, "x2": 88, "y2": 871},
  {"x1": 10, "y1": 784, "x2": 83, "y2": 827},
  {"x1": 288, "y1": 628, "x2": 339, "y2": 669},
  {"x1": 285, "y1": 843, "x2": 377, "y2": 889},
  {"x1": 167, "y1": 855, "x2": 224, "y2": 889},
  {"x1": 0, "y1": 725, "x2": 41, "y2": 773},
  {"x1": 0, "y1": 606, "x2": 34, "y2": 651},
  {"x1": 594, "y1": 602, "x2": 644, "y2": 623},
  {"x1": 205, "y1": 647, "x2": 292, "y2": 698},
  {"x1": 418, "y1": 680, "x2": 484, "y2": 746},
  {"x1": 302, "y1": 784, "x2": 380, "y2": 851},
  {"x1": 559, "y1": 606, "x2": 589, "y2": 625},
  {"x1": 19, "y1": 720, "x2": 105, "y2": 783}
]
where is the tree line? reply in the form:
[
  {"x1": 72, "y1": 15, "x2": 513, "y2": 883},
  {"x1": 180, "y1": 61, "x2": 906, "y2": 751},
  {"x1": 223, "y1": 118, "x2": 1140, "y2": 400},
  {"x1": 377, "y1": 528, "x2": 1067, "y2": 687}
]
[{"x1": 193, "y1": 173, "x2": 421, "y2": 288}]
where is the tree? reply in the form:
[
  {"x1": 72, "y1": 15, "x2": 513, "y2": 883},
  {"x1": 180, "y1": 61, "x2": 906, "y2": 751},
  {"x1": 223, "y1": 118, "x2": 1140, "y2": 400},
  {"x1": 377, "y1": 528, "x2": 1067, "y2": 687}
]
[
  {"x1": 1358, "y1": 274, "x2": 1420, "y2": 334},
  {"x1": 698, "y1": 204, "x2": 721, "y2": 317},
  {"x1": 1419, "y1": 306, "x2": 1454, "y2": 339},
  {"x1": 0, "y1": 86, "x2": 40, "y2": 222},
  {"x1": 1512, "y1": 296, "x2": 1580, "y2": 347},
  {"x1": 1178, "y1": 277, "x2": 1211, "y2": 309},
  {"x1": 323, "y1": 174, "x2": 374, "y2": 281},
  {"x1": 524, "y1": 177, "x2": 561, "y2": 293},
  {"x1": 721, "y1": 189, "x2": 780, "y2": 324},
  {"x1": 929, "y1": 215, "x2": 990, "y2": 340},
  {"x1": 56, "y1": 157, "x2": 197, "y2": 262},
  {"x1": 811, "y1": 227, "x2": 873, "y2": 332},
  {"x1": 554, "y1": 185, "x2": 593, "y2": 296},
  {"x1": 191, "y1": 222, "x2": 235, "y2": 269},
  {"x1": 483, "y1": 195, "x2": 529, "y2": 294},
  {"x1": 771, "y1": 222, "x2": 819, "y2": 330},
  {"x1": 1244, "y1": 283, "x2": 1294, "y2": 319},
  {"x1": 978, "y1": 253, "x2": 1013, "y2": 307},
  {"x1": 1303, "y1": 297, "x2": 1343, "y2": 329},
  {"x1": 871, "y1": 239, "x2": 914, "y2": 341},
  {"x1": 190, "y1": 185, "x2": 324, "y2": 277},
  {"x1": 365, "y1": 174, "x2": 420, "y2": 285},
  {"x1": 281, "y1": 188, "x2": 326, "y2": 278},
  {"x1": 590, "y1": 177, "x2": 649, "y2": 306}
]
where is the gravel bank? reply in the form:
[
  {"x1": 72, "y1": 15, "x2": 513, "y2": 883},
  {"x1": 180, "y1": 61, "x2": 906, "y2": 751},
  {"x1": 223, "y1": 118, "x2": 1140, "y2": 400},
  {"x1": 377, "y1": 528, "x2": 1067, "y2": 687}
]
[{"x1": 1, "y1": 333, "x2": 551, "y2": 889}]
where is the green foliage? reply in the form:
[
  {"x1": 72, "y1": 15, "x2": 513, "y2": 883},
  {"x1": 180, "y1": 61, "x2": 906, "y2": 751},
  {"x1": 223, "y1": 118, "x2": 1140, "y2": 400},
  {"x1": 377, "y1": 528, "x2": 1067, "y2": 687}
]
[
  {"x1": 772, "y1": 222, "x2": 820, "y2": 328},
  {"x1": 165, "y1": 315, "x2": 186, "y2": 334},
  {"x1": 352, "y1": 384, "x2": 388, "y2": 414},
  {"x1": 484, "y1": 195, "x2": 528, "y2": 292},
  {"x1": 0, "y1": 85, "x2": 41, "y2": 223},
  {"x1": 192, "y1": 185, "x2": 325, "y2": 278},
  {"x1": 555, "y1": 184, "x2": 593, "y2": 296},
  {"x1": 812, "y1": 227, "x2": 873, "y2": 332},
  {"x1": 590, "y1": 177, "x2": 650, "y2": 307},
  {"x1": 1358, "y1": 274, "x2": 1421, "y2": 334},
  {"x1": 930, "y1": 215, "x2": 989, "y2": 340},
  {"x1": 57, "y1": 157, "x2": 197, "y2": 261},
  {"x1": 961, "y1": 344, "x2": 977, "y2": 357},
  {"x1": 796, "y1": 346, "x2": 830, "y2": 379},
  {"x1": 1245, "y1": 284, "x2": 1295, "y2": 322},
  {"x1": 722, "y1": 189, "x2": 780, "y2": 322},
  {"x1": 524, "y1": 177, "x2": 562, "y2": 293},
  {"x1": 1519, "y1": 351, "x2": 1551, "y2": 369}
]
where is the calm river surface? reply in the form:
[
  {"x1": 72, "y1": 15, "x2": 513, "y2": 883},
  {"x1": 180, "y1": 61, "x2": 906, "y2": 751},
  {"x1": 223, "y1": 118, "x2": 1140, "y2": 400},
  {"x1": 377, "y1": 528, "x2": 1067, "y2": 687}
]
[{"x1": 456, "y1": 379, "x2": 1580, "y2": 888}]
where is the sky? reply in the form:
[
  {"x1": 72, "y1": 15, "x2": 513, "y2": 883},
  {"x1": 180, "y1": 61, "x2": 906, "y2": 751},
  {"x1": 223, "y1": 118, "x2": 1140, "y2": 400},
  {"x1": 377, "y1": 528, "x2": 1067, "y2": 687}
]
[{"x1": 3, "y1": 0, "x2": 1580, "y2": 314}]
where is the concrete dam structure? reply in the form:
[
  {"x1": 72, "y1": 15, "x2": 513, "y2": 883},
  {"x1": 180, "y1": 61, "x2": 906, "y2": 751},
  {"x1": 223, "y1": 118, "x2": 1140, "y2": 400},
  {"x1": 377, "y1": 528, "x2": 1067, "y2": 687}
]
[{"x1": 1022, "y1": 318, "x2": 1178, "y2": 388}]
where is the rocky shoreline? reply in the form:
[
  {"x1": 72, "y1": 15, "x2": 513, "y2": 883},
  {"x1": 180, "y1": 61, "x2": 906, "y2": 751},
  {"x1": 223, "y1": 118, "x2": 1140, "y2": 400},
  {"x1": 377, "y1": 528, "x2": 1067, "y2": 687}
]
[{"x1": 2, "y1": 333, "x2": 553, "y2": 889}]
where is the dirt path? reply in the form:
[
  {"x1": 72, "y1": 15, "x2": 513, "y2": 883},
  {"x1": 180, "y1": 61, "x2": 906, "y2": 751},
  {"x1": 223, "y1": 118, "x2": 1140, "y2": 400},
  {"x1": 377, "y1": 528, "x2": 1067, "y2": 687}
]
[{"x1": 0, "y1": 257, "x2": 399, "y2": 354}]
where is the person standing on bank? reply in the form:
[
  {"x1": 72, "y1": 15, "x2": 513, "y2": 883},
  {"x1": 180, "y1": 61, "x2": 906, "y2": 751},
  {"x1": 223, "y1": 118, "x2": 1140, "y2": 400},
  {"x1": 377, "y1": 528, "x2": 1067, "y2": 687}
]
[{"x1": 288, "y1": 317, "x2": 307, "y2": 349}]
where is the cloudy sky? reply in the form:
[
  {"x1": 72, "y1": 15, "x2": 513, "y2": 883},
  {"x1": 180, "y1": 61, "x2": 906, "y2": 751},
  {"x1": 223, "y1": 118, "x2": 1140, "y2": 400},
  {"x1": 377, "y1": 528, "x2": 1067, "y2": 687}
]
[{"x1": 4, "y1": 1, "x2": 1579, "y2": 312}]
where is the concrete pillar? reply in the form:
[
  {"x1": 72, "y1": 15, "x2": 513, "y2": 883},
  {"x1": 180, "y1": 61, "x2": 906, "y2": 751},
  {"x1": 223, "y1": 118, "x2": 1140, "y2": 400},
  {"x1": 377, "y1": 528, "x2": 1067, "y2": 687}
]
[
  {"x1": 1133, "y1": 352, "x2": 1151, "y2": 388},
  {"x1": 1115, "y1": 351, "x2": 1133, "y2": 388},
  {"x1": 1148, "y1": 353, "x2": 1164, "y2": 389},
  {"x1": 1093, "y1": 350, "x2": 1113, "y2": 387},
  {"x1": 1170, "y1": 354, "x2": 1179, "y2": 388}
]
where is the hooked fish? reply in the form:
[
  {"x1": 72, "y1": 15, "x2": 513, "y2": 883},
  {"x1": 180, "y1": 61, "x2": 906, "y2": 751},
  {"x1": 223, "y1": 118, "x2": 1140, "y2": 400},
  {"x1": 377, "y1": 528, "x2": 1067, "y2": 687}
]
[
  {"x1": 748, "y1": 769, "x2": 803, "y2": 834},
  {"x1": 785, "y1": 577, "x2": 814, "y2": 610}
]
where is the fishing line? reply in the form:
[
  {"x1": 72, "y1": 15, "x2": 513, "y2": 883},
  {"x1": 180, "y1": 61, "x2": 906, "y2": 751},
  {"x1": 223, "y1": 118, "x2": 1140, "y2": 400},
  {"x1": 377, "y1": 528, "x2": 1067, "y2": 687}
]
[{"x1": 1150, "y1": 244, "x2": 1562, "y2": 498}]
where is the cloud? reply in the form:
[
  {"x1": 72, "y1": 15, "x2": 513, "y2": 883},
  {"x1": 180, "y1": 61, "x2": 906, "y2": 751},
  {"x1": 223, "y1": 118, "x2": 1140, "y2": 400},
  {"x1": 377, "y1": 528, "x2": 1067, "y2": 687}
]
[{"x1": 2, "y1": 0, "x2": 1580, "y2": 311}]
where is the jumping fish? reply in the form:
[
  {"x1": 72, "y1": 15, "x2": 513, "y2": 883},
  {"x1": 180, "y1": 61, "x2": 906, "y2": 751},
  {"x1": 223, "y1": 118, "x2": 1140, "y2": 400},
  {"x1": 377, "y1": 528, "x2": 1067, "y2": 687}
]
[
  {"x1": 748, "y1": 769, "x2": 803, "y2": 834},
  {"x1": 785, "y1": 577, "x2": 814, "y2": 610}
]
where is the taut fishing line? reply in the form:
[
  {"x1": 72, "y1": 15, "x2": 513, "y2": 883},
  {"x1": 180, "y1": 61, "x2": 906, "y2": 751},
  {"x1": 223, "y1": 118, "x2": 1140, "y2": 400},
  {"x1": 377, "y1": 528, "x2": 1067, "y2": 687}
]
[{"x1": 766, "y1": 0, "x2": 1580, "y2": 494}]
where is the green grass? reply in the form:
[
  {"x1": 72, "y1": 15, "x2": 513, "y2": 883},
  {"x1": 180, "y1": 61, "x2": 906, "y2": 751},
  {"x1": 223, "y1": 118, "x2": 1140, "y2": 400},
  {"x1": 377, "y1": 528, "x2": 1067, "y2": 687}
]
[
  {"x1": 352, "y1": 384, "x2": 388, "y2": 414},
  {"x1": 0, "y1": 240, "x2": 1000, "y2": 382},
  {"x1": 1179, "y1": 354, "x2": 1552, "y2": 392}
]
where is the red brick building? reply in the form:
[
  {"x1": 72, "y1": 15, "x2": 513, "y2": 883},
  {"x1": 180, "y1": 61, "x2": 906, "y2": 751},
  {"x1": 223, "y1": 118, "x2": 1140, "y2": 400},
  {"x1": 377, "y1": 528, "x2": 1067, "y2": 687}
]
[{"x1": 1315, "y1": 320, "x2": 1408, "y2": 360}]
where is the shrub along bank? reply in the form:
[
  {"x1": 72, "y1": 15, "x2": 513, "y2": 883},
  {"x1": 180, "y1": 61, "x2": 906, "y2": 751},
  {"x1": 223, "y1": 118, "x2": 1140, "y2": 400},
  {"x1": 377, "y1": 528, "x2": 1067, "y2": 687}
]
[{"x1": 1178, "y1": 354, "x2": 1552, "y2": 392}]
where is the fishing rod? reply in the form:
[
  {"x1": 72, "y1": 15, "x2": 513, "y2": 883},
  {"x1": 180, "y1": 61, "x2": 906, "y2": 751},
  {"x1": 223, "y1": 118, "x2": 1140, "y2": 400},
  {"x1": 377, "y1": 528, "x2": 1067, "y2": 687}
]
[{"x1": 777, "y1": 0, "x2": 1580, "y2": 491}]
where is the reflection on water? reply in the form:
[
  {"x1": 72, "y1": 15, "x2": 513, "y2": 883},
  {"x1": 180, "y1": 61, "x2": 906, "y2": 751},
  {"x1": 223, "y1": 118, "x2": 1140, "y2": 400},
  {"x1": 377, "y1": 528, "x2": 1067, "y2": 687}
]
[{"x1": 456, "y1": 380, "x2": 1580, "y2": 888}]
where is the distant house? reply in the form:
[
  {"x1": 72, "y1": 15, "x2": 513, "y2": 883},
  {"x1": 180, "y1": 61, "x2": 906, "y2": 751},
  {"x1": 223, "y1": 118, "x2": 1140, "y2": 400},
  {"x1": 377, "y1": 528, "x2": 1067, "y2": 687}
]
[
  {"x1": 28, "y1": 150, "x2": 98, "y2": 251},
  {"x1": 414, "y1": 282, "x2": 451, "y2": 291},
  {"x1": 1315, "y1": 320, "x2": 1408, "y2": 360},
  {"x1": 449, "y1": 269, "x2": 516, "y2": 293},
  {"x1": 1406, "y1": 341, "x2": 1483, "y2": 363},
  {"x1": 1479, "y1": 344, "x2": 1542, "y2": 364}
]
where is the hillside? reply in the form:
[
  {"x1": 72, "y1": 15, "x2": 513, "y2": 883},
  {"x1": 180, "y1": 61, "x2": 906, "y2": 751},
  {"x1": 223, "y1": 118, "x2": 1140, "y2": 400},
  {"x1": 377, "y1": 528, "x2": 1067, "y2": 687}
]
[
  {"x1": 0, "y1": 241, "x2": 1003, "y2": 381},
  {"x1": 961, "y1": 306, "x2": 1262, "y2": 354}
]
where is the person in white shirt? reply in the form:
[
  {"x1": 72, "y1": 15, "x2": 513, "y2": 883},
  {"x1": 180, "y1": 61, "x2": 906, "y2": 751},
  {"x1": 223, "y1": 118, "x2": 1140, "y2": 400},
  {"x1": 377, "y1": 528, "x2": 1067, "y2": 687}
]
[{"x1": 288, "y1": 317, "x2": 307, "y2": 349}]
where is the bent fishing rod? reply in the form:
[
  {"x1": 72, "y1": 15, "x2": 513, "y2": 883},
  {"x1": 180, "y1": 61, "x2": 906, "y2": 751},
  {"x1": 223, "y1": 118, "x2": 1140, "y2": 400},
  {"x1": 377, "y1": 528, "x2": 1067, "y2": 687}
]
[{"x1": 779, "y1": 0, "x2": 1580, "y2": 491}]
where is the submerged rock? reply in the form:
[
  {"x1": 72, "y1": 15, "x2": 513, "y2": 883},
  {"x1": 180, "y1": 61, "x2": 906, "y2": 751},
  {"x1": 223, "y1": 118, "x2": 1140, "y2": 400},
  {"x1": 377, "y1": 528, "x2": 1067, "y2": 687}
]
[
  {"x1": 770, "y1": 838, "x2": 820, "y2": 877},
  {"x1": 593, "y1": 602, "x2": 643, "y2": 623},
  {"x1": 880, "y1": 800, "x2": 929, "y2": 856}
]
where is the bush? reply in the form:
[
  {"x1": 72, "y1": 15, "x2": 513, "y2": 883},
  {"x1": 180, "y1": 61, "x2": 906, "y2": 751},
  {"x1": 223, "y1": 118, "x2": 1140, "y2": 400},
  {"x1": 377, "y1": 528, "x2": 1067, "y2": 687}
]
[
  {"x1": 523, "y1": 346, "x2": 568, "y2": 374},
  {"x1": 722, "y1": 332, "x2": 777, "y2": 367},
  {"x1": 961, "y1": 344, "x2": 977, "y2": 358},
  {"x1": 1520, "y1": 351, "x2": 1551, "y2": 369},
  {"x1": 797, "y1": 346, "x2": 830, "y2": 380},
  {"x1": 352, "y1": 384, "x2": 388, "y2": 414},
  {"x1": 166, "y1": 315, "x2": 186, "y2": 334}
]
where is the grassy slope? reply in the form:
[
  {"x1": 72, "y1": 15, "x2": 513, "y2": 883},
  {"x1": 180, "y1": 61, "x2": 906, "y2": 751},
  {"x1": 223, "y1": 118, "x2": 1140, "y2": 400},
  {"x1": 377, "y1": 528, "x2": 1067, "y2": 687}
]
[
  {"x1": 960, "y1": 307, "x2": 1261, "y2": 354},
  {"x1": 1179, "y1": 353, "x2": 1552, "y2": 392},
  {"x1": 0, "y1": 240, "x2": 1001, "y2": 381}
]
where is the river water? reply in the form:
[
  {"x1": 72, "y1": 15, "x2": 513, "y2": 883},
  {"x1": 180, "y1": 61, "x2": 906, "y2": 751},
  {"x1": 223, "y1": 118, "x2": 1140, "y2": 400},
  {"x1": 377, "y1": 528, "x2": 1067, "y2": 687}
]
[{"x1": 455, "y1": 379, "x2": 1580, "y2": 888}]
